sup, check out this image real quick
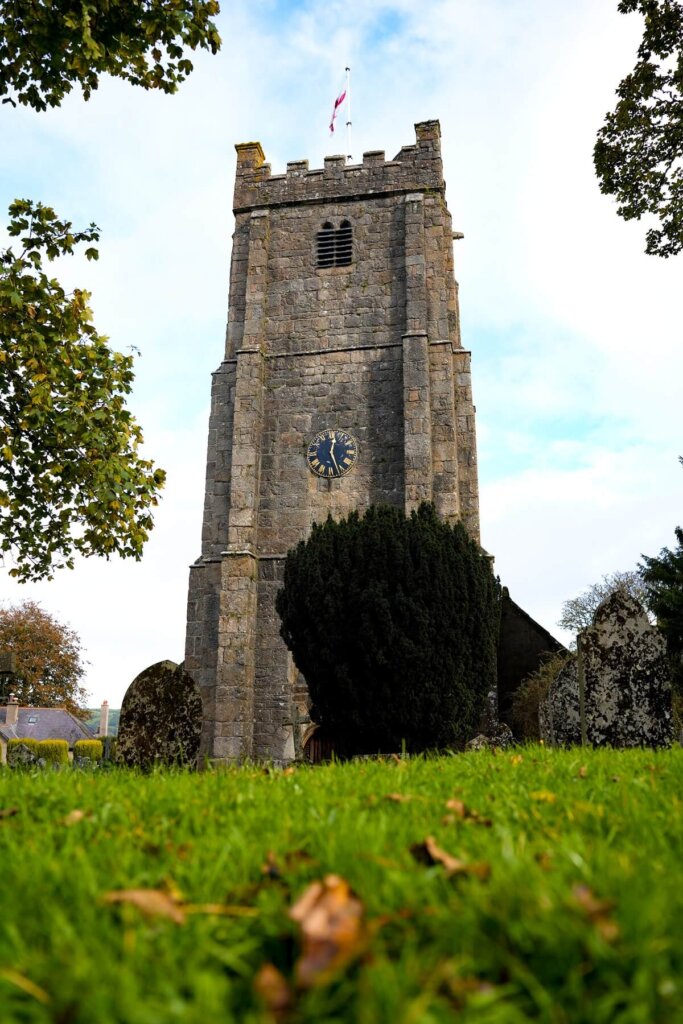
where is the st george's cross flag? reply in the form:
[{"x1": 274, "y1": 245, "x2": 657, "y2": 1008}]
[{"x1": 329, "y1": 86, "x2": 347, "y2": 133}]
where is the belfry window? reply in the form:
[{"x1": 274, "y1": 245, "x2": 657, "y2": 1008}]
[{"x1": 316, "y1": 220, "x2": 352, "y2": 268}]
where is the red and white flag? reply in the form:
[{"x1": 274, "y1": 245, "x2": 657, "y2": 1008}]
[{"x1": 329, "y1": 87, "x2": 347, "y2": 134}]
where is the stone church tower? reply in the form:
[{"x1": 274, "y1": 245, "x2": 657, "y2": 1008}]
[{"x1": 185, "y1": 120, "x2": 480, "y2": 762}]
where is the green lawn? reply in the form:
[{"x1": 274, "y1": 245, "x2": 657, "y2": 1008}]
[{"x1": 1, "y1": 747, "x2": 681, "y2": 1023}]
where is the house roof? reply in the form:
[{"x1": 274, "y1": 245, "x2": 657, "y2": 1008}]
[{"x1": 0, "y1": 707, "x2": 95, "y2": 745}]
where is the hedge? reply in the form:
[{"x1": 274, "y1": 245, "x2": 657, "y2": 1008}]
[
  {"x1": 73, "y1": 740, "x2": 103, "y2": 761},
  {"x1": 36, "y1": 740, "x2": 69, "y2": 765}
]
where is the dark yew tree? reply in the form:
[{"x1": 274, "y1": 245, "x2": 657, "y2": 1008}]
[
  {"x1": 641, "y1": 528, "x2": 683, "y2": 689},
  {"x1": 276, "y1": 503, "x2": 501, "y2": 754}
]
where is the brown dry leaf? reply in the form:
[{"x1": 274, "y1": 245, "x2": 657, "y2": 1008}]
[
  {"x1": 578, "y1": 766, "x2": 588, "y2": 779},
  {"x1": 0, "y1": 807, "x2": 19, "y2": 820},
  {"x1": 444, "y1": 799, "x2": 492, "y2": 827},
  {"x1": 410, "y1": 837, "x2": 491, "y2": 880},
  {"x1": 571, "y1": 884, "x2": 619, "y2": 942},
  {"x1": 511, "y1": 754, "x2": 523, "y2": 766},
  {"x1": 611, "y1": 775, "x2": 621, "y2": 783},
  {"x1": 385, "y1": 792, "x2": 413, "y2": 803},
  {"x1": 289, "y1": 874, "x2": 366, "y2": 988},
  {"x1": 254, "y1": 963, "x2": 293, "y2": 1020},
  {"x1": 282, "y1": 766, "x2": 296, "y2": 776},
  {"x1": 103, "y1": 888, "x2": 186, "y2": 924}
]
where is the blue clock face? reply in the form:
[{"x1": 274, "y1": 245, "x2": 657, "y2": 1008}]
[{"x1": 306, "y1": 429, "x2": 359, "y2": 478}]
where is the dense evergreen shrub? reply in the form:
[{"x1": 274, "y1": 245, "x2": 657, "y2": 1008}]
[
  {"x1": 276, "y1": 503, "x2": 501, "y2": 753},
  {"x1": 37, "y1": 740, "x2": 69, "y2": 765},
  {"x1": 73, "y1": 740, "x2": 103, "y2": 761}
]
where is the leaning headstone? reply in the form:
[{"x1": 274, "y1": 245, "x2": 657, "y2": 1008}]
[
  {"x1": 117, "y1": 661, "x2": 203, "y2": 769},
  {"x1": 539, "y1": 656, "x2": 580, "y2": 747},
  {"x1": 540, "y1": 593, "x2": 672, "y2": 748},
  {"x1": 580, "y1": 591, "x2": 672, "y2": 748},
  {"x1": 8, "y1": 742, "x2": 39, "y2": 768}
]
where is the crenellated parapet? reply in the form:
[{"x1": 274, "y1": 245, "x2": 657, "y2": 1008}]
[{"x1": 233, "y1": 120, "x2": 444, "y2": 212}]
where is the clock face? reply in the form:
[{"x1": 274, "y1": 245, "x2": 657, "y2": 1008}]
[{"x1": 306, "y1": 428, "x2": 359, "y2": 478}]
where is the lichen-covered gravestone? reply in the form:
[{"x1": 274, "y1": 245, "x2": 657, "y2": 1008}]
[
  {"x1": 581, "y1": 591, "x2": 672, "y2": 748},
  {"x1": 117, "y1": 661, "x2": 203, "y2": 769},
  {"x1": 538, "y1": 656, "x2": 580, "y2": 747},
  {"x1": 540, "y1": 592, "x2": 672, "y2": 748}
]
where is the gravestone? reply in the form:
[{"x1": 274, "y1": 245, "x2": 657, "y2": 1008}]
[
  {"x1": 540, "y1": 592, "x2": 672, "y2": 748},
  {"x1": 581, "y1": 591, "x2": 672, "y2": 748},
  {"x1": 538, "y1": 656, "x2": 580, "y2": 747},
  {"x1": 117, "y1": 661, "x2": 203, "y2": 769}
]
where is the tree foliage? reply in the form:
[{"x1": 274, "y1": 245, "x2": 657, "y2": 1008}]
[
  {"x1": 594, "y1": 0, "x2": 683, "y2": 257},
  {"x1": 557, "y1": 570, "x2": 650, "y2": 638},
  {"x1": 0, "y1": 600, "x2": 88, "y2": 713},
  {"x1": 0, "y1": 0, "x2": 221, "y2": 111},
  {"x1": 276, "y1": 504, "x2": 501, "y2": 754},
  {"x1": 0, "y1": 199, "x2": 166, "y2": 582},
  {"x1": 640, "y1": 522, "x2": 683, "y2": 684}
]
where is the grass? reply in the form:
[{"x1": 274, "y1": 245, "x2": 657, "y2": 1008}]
[{"x1": 0, "y1": 747, "x2": 681, "y2": 1023}]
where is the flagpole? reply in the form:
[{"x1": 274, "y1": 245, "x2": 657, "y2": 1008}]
[{"x1": 345, "y1": 66, "x2": 352, "y2": 163}]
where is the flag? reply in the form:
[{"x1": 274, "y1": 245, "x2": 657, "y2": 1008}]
[{"x1": 329, "y1": 87, "x2": 347, "y2": 134}]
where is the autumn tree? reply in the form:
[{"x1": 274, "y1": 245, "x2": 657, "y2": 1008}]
[
  {"x1": 594, "y1": 0, "x2": 683, "y2": 257},
  {"x1": 0, "y1": 0, "x2": 221, "y2": 111},
  {"x1": 0, "y1": 199, "x2": 166, "y2": 582},
  {"x1": 0, "y1": 601, "x2": 88, "y2": 713},
  {"x1": 276, "y1": 504, "x2": 501, "y2": 754}
]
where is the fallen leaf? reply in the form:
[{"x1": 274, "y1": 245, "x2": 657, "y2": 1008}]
[
  {"x1": 410, "y1": 837, "x2": 491, "y2": 880},
  {"x1": 444, "y1": 799, "x2": 492, "y2": 826},
  {"x1": 283, "y1": 766, "x2": 296, "y2": 776},
  {"x1": 0, "y1": 807, "x2": 19, "y2": 820},
  {"x1": 0, "y1": 968, "x2": 50, "y2": 1004},
  {"x1": 611, "y1": 775, "x2": 621, "y2": 783},
  {"x1": 385, "y1": 792, "x2": 413, "y2": 803},
  {"x1": 103, "y1": 888, "x2": 186, "y2": 924},
  {"x1": 254, "y1": 963, "x2": 293, "y2": 1020},
  {"x1": 511, "y1": 754, "x2": 523, "y2": 766},
  {"x1": 577, "y1": 766, "x2": 588, "y2": 779},
  {"x1": 62, "y1": 809, "x2": 90, "y2": 826},
  {"x1": 530, "y1": 790, "x2": 557, "y2": 804},
  {"x1": 571, "y1": 884, "x2": 619, "y2": 942},
  {"x1": 390, "y1": 753, "x2": 402, "y2": 764},
  {"x1": 289, "y1": 875, "x2": 366, "y2": 987}
]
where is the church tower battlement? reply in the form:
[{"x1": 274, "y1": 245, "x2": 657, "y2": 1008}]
[{"x1": 186, "y1": 120, "x2": 480, "y2": 763}]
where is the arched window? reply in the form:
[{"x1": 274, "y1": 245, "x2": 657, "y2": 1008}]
[
  {"x1": 316, "y1": 220, "x2": 353, "y2": 268},
  {"x1": 316, "y1": 222, "x2": 335, "y2": 268}
]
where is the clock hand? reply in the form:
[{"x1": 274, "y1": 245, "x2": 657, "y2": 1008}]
[{"x1": 330, "y1": 437, "x2": 339, "y2": 471}]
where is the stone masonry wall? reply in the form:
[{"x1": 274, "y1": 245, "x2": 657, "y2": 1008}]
[{"x1": 185, "y1": 120, "x2": 481, "y2": 761}]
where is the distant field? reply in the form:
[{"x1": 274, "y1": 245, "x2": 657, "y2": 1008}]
[{"x1": 1, "y1": 748, "x2": 681, "y2": 1023}]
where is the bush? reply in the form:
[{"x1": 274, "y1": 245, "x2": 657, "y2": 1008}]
[
  {"x1": 37, "y1": 740, "x2": 69, "y2": 765},
  {"x1": 73, "y1": 740, "x2": 103, "y2": 761},
  {"x1": 511, "y1": 652, "x2": 574, "y2": 741},
  {"x1": 276, "y1": 503, "x2": 501, "y2": 754},
  {"x1": 7, "y1": 738, "x2": 39, "y2": 765}
]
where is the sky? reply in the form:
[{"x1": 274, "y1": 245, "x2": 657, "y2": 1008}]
[{"x1": 1, "y1": 0, "x2": 681, "y2": 707}]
